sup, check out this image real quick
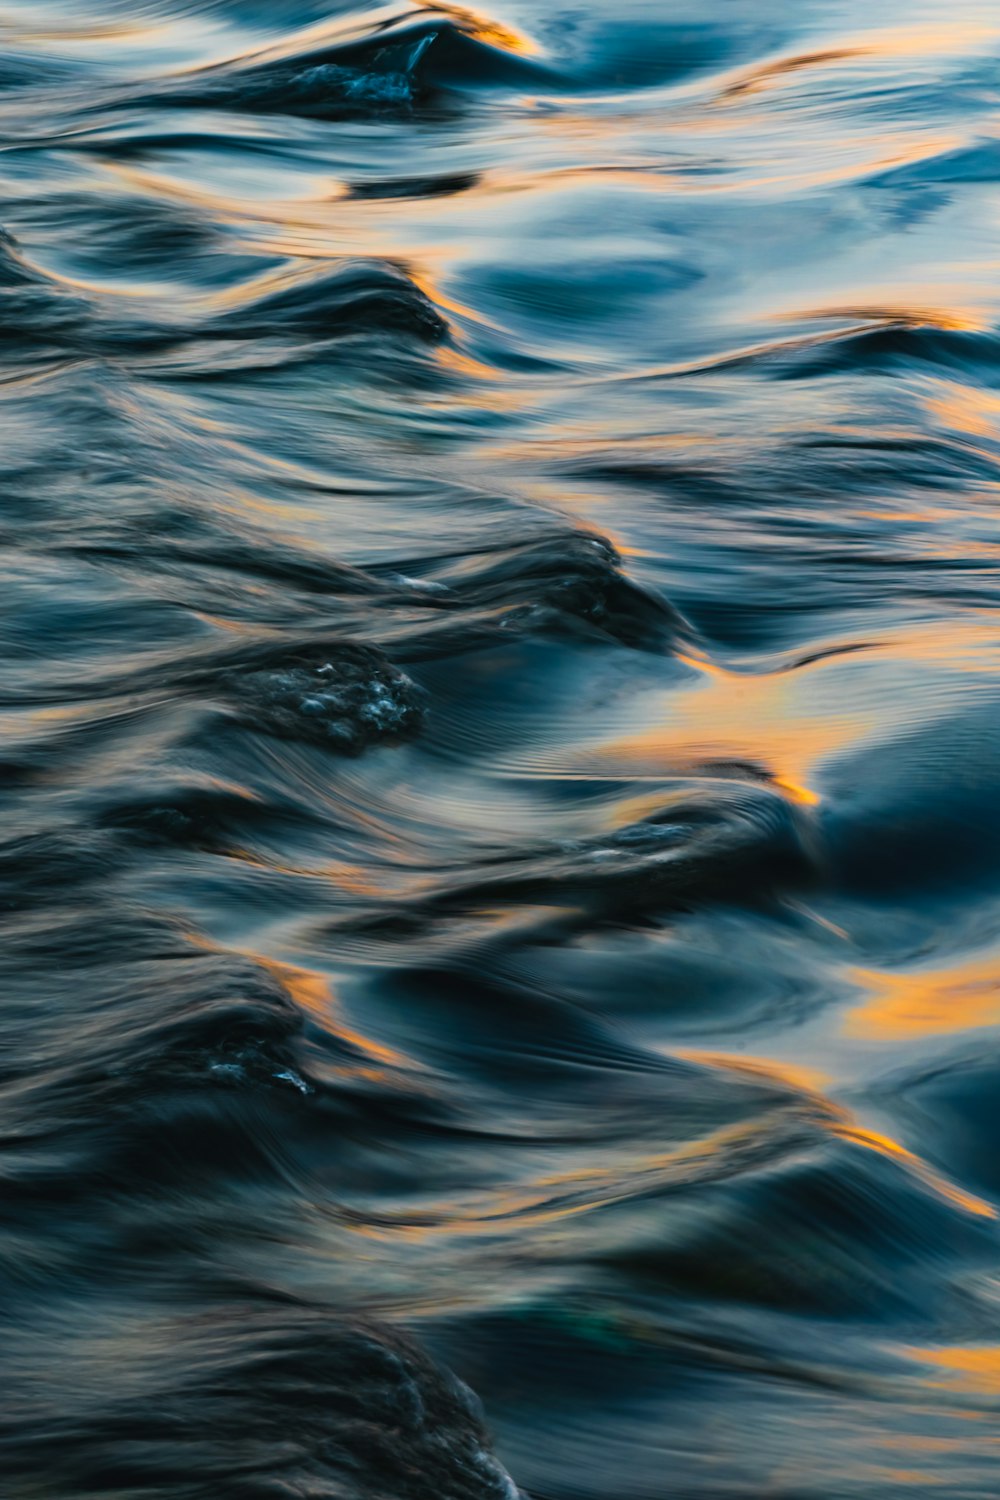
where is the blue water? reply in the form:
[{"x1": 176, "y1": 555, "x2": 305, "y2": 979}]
[{"x1": 3, "y1": 2, "x2": 1000, "y2": 1495}]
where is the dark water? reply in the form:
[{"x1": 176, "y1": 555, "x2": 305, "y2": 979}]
[{"x1": 3, "y1": 2, "x2": 1000, "y2": 1495}]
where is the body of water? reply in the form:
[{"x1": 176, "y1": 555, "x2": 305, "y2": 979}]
[{"x1": 3, "y1": 2, "x2": 1000, "y2": 1495}]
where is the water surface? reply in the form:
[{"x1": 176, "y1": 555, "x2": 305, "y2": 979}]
[{"x1": 3, "y1": 1, "x2": 1000, "y2": 1495}]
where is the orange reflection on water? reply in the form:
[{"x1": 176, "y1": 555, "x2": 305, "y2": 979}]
[
  {"x1": 196, "y1": 0, "x2": 539, "y2": 75},
  {"x1": 927, "y1": 380, "x2": 1000, "y2": 442},
  {"x1": 672, "y1": 1048, "x2": 832, "y2": 1096},
  {"x1": 833, "y1": 1125, "x2": 995, "y2": 1220},
  {"x1": 772, "y1": 775, "x2": 821, "y2": 806},
  {"x1": 855, "y1": 21, "x2": 1000, "y2": 59},
  {"x1": 670, "y1": 1050, "x2": 995, "y2": 1219},
  {"x1": 720, "y1": 19, "x2": 998, "y2": 99},
  {"x1": 430, "y1": 2, "x2": 541, "y2": 56},
  {"x1": 547, "y1": 617, "x2": 1000, "y2": 814},
  {"x1": 907, "y1": 1346, "x2": 1000, "y2": 1396},
  {"x1": 567, "y1": 654, "x2": 875, "y2": 806},
  {"x1": 847, "y1": 953, "x2": 1000, "y2": 1040},
  {"x1": 717, "y1": 14, "x2": 1000, "y2": 103},
  {"x1": 774, "y1": 301, "x2": 988, "y2": 335},
  {"x1": 391, "y1": 1114, "x2": 818, "y2": 1239},
  {"x1": 253, "y1": 956, "x2": 420, "y2": 1077},
  {"x1": 720, "y1": 47, "x2": 865, "y2": 99}
]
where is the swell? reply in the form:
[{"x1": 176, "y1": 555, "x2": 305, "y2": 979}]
[
  {"x1": 3, "y1": 1, "x2": 1000, "y2": 1497},
  {"x1": 0, "y1": 235, "x2": 447, "y2": 365},
  {"x1": 152, "y1": 17, "x2": 561, "y2": 119},
  {"x1": 1, "y1": 1298, "x2": 523, "y2": 1499}
]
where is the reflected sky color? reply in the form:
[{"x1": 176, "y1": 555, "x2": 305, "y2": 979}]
[{"x1": 3, "y1": 0, "x2": 1000, "y2": 1496}]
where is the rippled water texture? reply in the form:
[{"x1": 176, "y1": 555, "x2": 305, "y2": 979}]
[{"x1": 4, "y1": 1, "x2": 1000, "y2": 1495}]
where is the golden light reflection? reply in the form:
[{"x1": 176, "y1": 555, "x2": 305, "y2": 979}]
[
  {"x1": 374, "y1": 1114, "x2": 820, "y2": 1241},
  {"x1": 672, "y1": 1049, "x2": 832, "y2": 1095},
  {"x1": 407, "y1": 260, "x2": 504, "y2": 333},
  {"x1": 715, "y1": 21, "x2": 1000, "y2": 105},
  {"x1": 191, "y1": 612, "x2": 252, "y2": 634},
  {"x1": 562, "y1": 653, "x2": 874, "y2": 807},
  {"x1": 927, "y1": 381, "x2": 1000, "y2": 441},
  {"x1": 907, "y1": 1346, "x2": 1000, "y2": 1396},
  {"x1": 608, "y1": 318, "x2": 935, "y2": 385},
  {"x1": 772, "y1": 775, "x2": 821, "y2": 806},
  {"x1": 524, "y1": 619, "x2": 1000, "y2": 807},
  {"x1": 880, "y1": 1432, "x2": 1000, "y2": 1453},
  {"x1": 190, "y1": 0, "x2": 540, "y2": 81},
  {"x1": 671, "y1": 1048, "x2": 995, "y2": 1221},
  {"x1": 847, "y1": 955, "x2": 1000, "y2": 1041},
  {"x1": 11, "y1": 18, "x2": 179, "y2": 45},
  {"x1": 720, "y1": 47, "x2": 865, "y2": 100},
  {"x1": 250, "y1": 956, "x2": 423, "y2": 1077},
  {"x1": 833, "y1": 1125, "x2": 995, "y2": 1220},
  {"x1": 776, "y1": 302, "x2": 987, "y2": 334},
  {"x1": 430, "y1": 2, "x2": 541, "y2": 56},
  {"x1": 179, "y1": 2, "x2": 417, "y2": 75},
  {"x1": 852, "y1": 22, "x2": 1000, "y2": 59},
  {"x1": 352, "y1": 1079, "x2": 996, "y2": 1245}
]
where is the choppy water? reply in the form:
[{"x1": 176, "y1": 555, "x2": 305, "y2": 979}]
[{"x1": 4, "y1": 1, "x2": 1000, "y2": 1495}]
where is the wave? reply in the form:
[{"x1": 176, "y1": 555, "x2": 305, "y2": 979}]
[
  {"x1": 3, "y1": 0, "x2": 1000, "y2": 1494},
  {"x1": 333, "y1": 775, "x2": 816, "y2": 945},
  {"x1": 145, "y1": 16, "x2": 561, "y2": 120},
  {"x1": 0, "y1": 1296, "x2": 523, "y2": 1499},
  {"x1": 208, "y1": 260, "x2": 449, "y2": 345},
  {"x1": 0, "y1": 238, "x2": 446, "y2": 364}
]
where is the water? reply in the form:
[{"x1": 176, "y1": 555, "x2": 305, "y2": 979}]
[{"x1": 2, "y1": 1, "x2": 1000, "y2": 1494}]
